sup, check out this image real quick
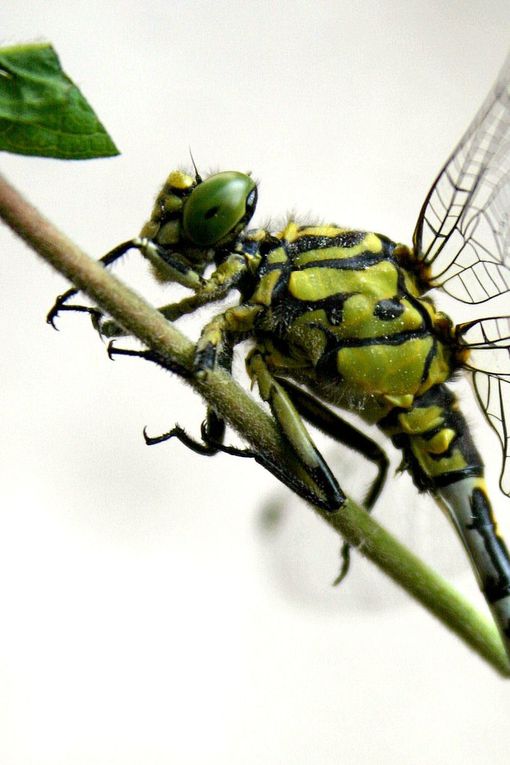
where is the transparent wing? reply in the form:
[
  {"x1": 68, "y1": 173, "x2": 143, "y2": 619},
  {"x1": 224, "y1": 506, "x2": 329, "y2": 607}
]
[
  {"x1": 413, "y1": 54, "x2": 510, "y2": 304},
  {"x1": 458, "y1": 317, "x2": 510, "y2": 375},
  {"x1": 472, "y1": 374, "x2": 510, "y2": 495},
  {"x1": 457, "y1": 317, "x2": 510, "y2": 494}
]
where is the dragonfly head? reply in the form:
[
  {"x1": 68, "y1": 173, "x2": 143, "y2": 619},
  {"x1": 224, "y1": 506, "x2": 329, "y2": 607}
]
[{"x1": 139, "y1": 169, "x2": 256, "y2": 278}]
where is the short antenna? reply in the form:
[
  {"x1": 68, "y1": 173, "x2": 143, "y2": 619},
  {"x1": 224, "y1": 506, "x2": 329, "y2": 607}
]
[{"x1": 189, "y1": 148, "x2": 203, "y2": 183}]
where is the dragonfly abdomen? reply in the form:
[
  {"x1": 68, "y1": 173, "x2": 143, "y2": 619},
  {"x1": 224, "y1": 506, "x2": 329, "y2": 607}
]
[
  {"x1": 380, "y1": 384, "x2": 484, "y2": 491},
  {"x1": 381, "y1": 383, "x2": 510, "y2": 652},
  {"x1": 439, "y1": 478, "x2": 510, "y2": 652}
]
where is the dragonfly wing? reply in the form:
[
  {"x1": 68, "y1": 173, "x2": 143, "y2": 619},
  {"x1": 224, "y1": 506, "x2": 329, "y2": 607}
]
[
  {"x1": 457, "y1": 316, "x2": 510, "y2": 494},
  {"x1": 413, "y1": 54, "x2": 510, "y2": 304},
  {"x1": 472, "y1": 373, "x2": 510, "y2": 495},
  {"x1": 458, "y1": 316, "x2": 510, "y2": 374}
]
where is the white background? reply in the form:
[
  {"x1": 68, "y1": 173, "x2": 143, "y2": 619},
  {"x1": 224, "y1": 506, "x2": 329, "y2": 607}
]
[{"x1": 1, "y1": 2, "x2": 510, "y2": 763}]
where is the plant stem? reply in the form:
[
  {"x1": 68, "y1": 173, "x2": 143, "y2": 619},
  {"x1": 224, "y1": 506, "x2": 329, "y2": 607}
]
[{"x1": 1, "y1": 171, "x2": 509, "y2": 676}]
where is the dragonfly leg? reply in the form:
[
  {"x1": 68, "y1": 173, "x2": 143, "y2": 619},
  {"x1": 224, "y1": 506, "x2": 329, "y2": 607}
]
[
  {"x1": 47, "y1": 236, "x2": 206, "y2": 331},
  {"x1": 275, "y1": 377, "x2": 389, "y2": 584},
  {"x1": 144, "y1": 412, "x2": 226, "y2": 456},
  {"x1": 99, "y1": 293, "x2": 210, "y2": 339},
  {"x1": 99, "y1": 251, "x2": 248, "y2": 338},
  {"x1": 106, "y1": 340, "x2": 191, "y2": 379},
  {"x1": 47, "y1": 240, "x2": 137, "y2": 328},
  {"x1": 143, "y1": 344, "x2": 233, "y2": 456},
  {"x1": 245, "y1": 349, "x2": 346, "y2": 513}
]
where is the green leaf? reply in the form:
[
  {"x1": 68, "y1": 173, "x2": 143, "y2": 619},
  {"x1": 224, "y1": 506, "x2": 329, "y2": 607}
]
[{"x1": 0, "y1": 42, "x2": 120, "y2": 159}]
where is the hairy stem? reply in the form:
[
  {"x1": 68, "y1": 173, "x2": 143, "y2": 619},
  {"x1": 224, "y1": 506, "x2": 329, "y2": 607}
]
[{"x1": 1, "y1": 171, "x2": 508, "y2": 676}]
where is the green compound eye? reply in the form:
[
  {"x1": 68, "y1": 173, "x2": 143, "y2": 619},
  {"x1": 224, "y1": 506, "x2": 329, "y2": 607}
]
[{"x1": 183, "y1": 171, "x2": 257, "y2": 247}]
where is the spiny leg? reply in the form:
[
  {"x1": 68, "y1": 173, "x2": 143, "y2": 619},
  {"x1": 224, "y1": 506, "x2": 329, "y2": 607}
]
[
  {"x1": 143, "y1": 343, "x2": 234, "y2": 457},
  {"x1": 99, "y1": 251, "x2": 249, "y2": 338},
  {"x1": 276, "y1": 378, "x2": 388, "y2": 507},
  {"x1": 245, "y1": 349, "x2": 346, "y2": 513},
  {"x1": 108, "y1": 332, "x2": 236, "y2": 461},
  {"x1": 106, "y1": 338, "x2": 227, "y2": 452},
  {"x1": 106, "y1": 341, "x2": 191, "y2": 380},
  {"x1": 196, "y1": 438, "x2": 344, "y2": 509},
  {"x1": 144, "y1": 411, "x2": 226, "y2": 456},
  {"x1": 193, "y1": 308, "x2": 347, "y2": 512},
  {"x1": 47, "y1": 239, "x2": 137, "y2": 328},
  {"x1": 106, "y1": 340, "x2": 219, "y2": 453},
  {"x1": 194, "y1": 336, "x2": 349, "y2": 509},
  {"x1": 47, "y1": 236, "x2": 207, "y2": 330},
  {"x1": 198, "y1": 360, "x2": 387, "y2": 578},
  {"x1": 144, "y1": 298, "x2": 282, "y2": 472},
  {"x1": 115, "y1": 297, "x2": 350, "y2": 513},
  {"x1": 148, "y1": 390, "x2": 343, "y2": 508},
  {"x1": 99, "y1": 292, "x2": 210, "y2": 339},
  {"x1": 275, "y1": 378, "x2": 389, "y2": 584},
  {"x1": 110, "y1": 323, "x2": 347, "y2": 513}
]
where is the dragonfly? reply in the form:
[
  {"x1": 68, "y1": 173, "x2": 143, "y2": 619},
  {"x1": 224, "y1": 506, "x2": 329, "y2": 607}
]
[{"x1": 48, "y1": 54, "x2": 510, "y2": 660}]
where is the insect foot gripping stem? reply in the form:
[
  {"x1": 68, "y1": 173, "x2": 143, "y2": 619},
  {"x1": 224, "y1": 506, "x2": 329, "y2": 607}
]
[{"x1": 438, "y1": 479, "x2": 510, "y2": 661}]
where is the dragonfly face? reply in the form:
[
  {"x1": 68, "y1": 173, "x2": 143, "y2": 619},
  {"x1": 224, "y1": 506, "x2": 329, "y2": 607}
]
[
  {"x1": 132, "y1": 169, "x2": 258, "y2": 288},
  {"x1": 48, "y1": 53, "x2": 510, "y2": 660}
]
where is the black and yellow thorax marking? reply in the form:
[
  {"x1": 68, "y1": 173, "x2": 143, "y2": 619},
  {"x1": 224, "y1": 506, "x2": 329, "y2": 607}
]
[{"x1": 241, "y1": 222, "x2": 456, "y2": 421}]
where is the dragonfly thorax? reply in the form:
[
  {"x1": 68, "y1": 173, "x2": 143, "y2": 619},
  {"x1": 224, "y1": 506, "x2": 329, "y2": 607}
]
[{"x1": 243, "y1": 222, "x2": 456, "y2": 423}]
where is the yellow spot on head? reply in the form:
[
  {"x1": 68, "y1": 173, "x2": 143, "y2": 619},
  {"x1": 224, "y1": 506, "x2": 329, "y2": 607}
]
[{"x1": 167, "y1": 171, "x2": 195, "y2": 190}]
